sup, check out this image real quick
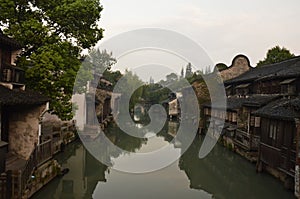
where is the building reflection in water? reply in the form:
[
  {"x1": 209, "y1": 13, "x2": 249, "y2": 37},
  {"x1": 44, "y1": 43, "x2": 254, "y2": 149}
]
[
  {"x1": 32, "y1": 121, "x2": 295, "y2": 199},
  {"x1": 33, "y1": 122, "x2": 148, "y2": 199}
]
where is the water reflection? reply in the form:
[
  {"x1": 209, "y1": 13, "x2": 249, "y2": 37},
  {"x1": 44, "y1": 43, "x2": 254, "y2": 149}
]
[
  {"x1": 179, "y1": 137, "x2": 294, "y2": 199},
  {"x1": 31, "y1": 141, "x2": 108, "y2": 198},
  {"x1": 32, "y1": 121, "x2": 295, "y2": 199}
]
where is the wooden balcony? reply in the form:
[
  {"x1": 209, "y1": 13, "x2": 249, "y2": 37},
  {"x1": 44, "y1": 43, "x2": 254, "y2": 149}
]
[{"x1": 0, "y1": 63, "x2": 25, "y2": 85}]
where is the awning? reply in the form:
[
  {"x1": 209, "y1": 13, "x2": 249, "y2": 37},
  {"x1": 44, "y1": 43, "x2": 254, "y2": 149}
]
[
  {"x1": 236, "y1": 83, "x2": 250, "y2": 89},
  {"x1": 280, "y1": 78, "x2": 296, "y2": 85}
]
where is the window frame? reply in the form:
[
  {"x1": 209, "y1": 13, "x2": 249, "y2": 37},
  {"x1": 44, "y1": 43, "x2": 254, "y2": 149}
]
[{"x1": 269, "y1": 121, "x2": 277, "y2": 140}]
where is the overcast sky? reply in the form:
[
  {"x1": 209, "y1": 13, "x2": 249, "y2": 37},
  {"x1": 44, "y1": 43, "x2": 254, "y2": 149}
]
[
  {"x1": 97, "y1": 0, "x2": 300, "y2": 81},
  {"x1": 96, "y1": 0, "x2": 300, "y2": 81}
]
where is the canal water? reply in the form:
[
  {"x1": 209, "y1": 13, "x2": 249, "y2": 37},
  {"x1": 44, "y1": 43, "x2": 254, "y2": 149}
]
[{"x1": 32, "y1": 121, "x2": 295, "y2": 199}]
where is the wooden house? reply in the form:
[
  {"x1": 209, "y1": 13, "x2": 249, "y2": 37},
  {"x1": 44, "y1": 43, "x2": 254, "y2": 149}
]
[
  {"x1": 0, "y1": 33, "x2": 62, "y2": 198},
  {"x1": 234, "y1": 95, "x2": 280, "y2": 153},
  {"x1": 198, "y1": 54, "x2": 252, "y2": 134},
  {"x1": 254, "y1": 97, "x2": 300, "y2": 189},
  {"x1": 224, "y1": 56, "x2": 300, "y2": 97},
  {"x1": 214, "y1": 56, "x2": 300, "y2": 192},
  {"x1": 197, "y1": 53, "x2": 300, "y2": 194},
  {"x1": 221, "y1": 56, "x2": 300, "y2": 160},
  {"x1": 0, "y1": 31, "x2": 25, "y2": 90},
  {"x1": 203, "y1": 95, "x2": 280, "y2": 158},
  {"x1": 0, "y1": 32, "x2": 48, "y2": 169}
]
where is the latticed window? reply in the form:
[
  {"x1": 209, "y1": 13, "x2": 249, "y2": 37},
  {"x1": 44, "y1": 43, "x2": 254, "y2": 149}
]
[
  {"x1": 254, "y1": 117, "x2": 261, "y2": 127},
  {"x1": 232, "y1": 112, "x2": 237, "y2": 122}
]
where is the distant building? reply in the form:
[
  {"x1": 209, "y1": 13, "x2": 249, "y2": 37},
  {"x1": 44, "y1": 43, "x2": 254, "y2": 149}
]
[
  {"x1": 196, "y1": 54, "x2": 252, "y2": 132},
  {"x1": 169, "y1": 92, "x2": 182, "y2": 120},
  {"x1": 72, "y1": 73, "x2": 119, "y2": 131}
]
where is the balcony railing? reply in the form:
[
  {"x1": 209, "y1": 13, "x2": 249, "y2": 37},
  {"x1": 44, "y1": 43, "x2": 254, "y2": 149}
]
[
  {"x1": 0, "y1": 63, "x2": 25, "y2": 84},
  {"x1": 234, "y1": 129, "x2": 260, "y2": 151}
]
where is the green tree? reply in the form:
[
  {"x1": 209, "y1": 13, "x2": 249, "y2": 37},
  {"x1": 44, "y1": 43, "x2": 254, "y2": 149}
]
[
  {"x1": 116, "y1": 70, "x2": 144, "y2": 111},
  {"x1": 0, "y1": 0, "x2": 103, "y2": 120},
  {"x1": 257, "y1": 46, "x2": 295, "y2": 67},
  {"x1": 166, "y1": 73, "x2": 178, "y2": 83},
  {"x1": 84, "y1": 49, "x2": 121, "y2": 88},
  {"x1": 103, "y1": 70, "x2": 122, "y2": 88},
  {"x1": 214, "y1": 63, "x2": 227, "y2": 72},
  {"x1": 86, "y1": 49, "x2": 116, "y2": 73},
  {"x1": 185, "y1": 63, "x2": 193, "y2": 78},
  {"x1": 141, "y1": 84, "x2": 170, "y2": 104}
]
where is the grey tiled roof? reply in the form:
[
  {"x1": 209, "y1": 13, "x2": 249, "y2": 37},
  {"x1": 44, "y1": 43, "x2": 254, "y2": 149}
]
[
  {"x1": 225, "y1": 56, "x2": 300, "y2": 84},
  {"x1": 0, "y1": 85, "x2": 49, "y2": 106},
  {"x1": 253, "y1": 97, "x2": 300, "y2": 121}
]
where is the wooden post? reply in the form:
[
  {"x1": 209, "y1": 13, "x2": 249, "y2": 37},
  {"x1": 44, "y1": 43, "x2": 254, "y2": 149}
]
[
  {"x1": 6, "y1": 171, "x2": 12, "y2": 199},
  {"x1": 256, "y1": 138, "x2": 263, "y2": 173},
  {"x1": 294, "y1": 118, "x2": 300, "y2": 198}
]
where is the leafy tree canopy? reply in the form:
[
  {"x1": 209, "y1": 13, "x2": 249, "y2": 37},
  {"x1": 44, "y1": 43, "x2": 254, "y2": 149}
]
[
  {"x1": 0, "y1": 0, "x2": 103, "y2": 120},
  {"x1": 86, "y1": 49, "x2": 116, "y2": 73},
  {"x1": 257, "y1": 46, "x2": 295, "y2": 67},
  {"x1": 83, "y1": 49, "x2": 121, "y2": 88},
  {"x1": 214, "y1": 63, "x2": 227, "y2": 72},
  {"x1": 166, "y1": 73, "x2": 178, "y2": 83}
]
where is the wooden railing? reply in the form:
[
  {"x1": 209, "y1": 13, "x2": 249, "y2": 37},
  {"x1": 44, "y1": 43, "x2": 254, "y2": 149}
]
[
  {"x1": 20, "y1": 140, "x2": 53, "y2": 194},
  {"x1": 37, "y1": 140, "x2": 52, "y2": 166},
  {"x1": 1, "y1": 122, "x2": 76, "y2": 198}
]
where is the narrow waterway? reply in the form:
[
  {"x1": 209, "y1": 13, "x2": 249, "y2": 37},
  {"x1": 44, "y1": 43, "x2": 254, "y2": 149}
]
[{"x1": 32, "y1": 121, "x2": 295, "y2": 199}]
